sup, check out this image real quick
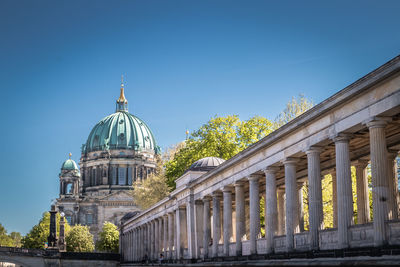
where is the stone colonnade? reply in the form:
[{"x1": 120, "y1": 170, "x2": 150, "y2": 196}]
[
  {"x1": 120, "y1": 55, "x2": 400, "y2": 262},
  {"x1": 121, "y1": 116, "x2": 399, "y2": 261}
]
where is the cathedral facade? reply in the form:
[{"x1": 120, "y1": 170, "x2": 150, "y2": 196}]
[{"x1": 56, "y1": 81, "x2": 160, "y2": 241}]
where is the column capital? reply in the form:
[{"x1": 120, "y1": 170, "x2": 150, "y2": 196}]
[
  {"x1": 247, "y1": 174, "x2": 260, "y2": 181},
  {"x1": 353, "y1": 159, "x2": 369, "y2": 169},
  {"x1": 331, "y1": 133, "x2": 353, "y2": 143},
  {"x1": 282, "y1": 157, "x2": 299, "y2": 165},
  {"x1": 222, "y1": 185, "x2": 233, "y2": 193},
  {"x1": 363, "y1": 116, "x2": 392, "y2": 128},
  {"x1": 263, "y1": 166, "x2": 280, "y2": 174},
  {"x1": 234, "y1": 180, "x2": 246, "y2": 187},
  {"x1": 211, "y1": 191, "x2": 223, "y2": 198},
  {"x1": 305, "y1": 146, "x2": 324, "y2": 154}
]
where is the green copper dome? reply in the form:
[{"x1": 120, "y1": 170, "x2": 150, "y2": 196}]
[
  {"x1": 84, "y1": 111, "x2": 160, "y2": 154},
  {"x1": 83, "y1": 81, "x2": 160, "y2": 154},
  {"x1": 62, "y1": 158, "x2": 79, "y2": 170}
]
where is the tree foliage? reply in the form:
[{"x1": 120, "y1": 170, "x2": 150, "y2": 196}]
[
  {"x1": 95, "y1": 222, "x2": 119, "y2": 253},
  {"x1": 165, "y1": 115, "x2": 274, "y2": 188},
  {"x1": 132, "y1": 156, "x2": 170, "y2": 209},
  {"x1": 22, "y1": 212, "x2": 70, "y2": 249},
  {"x1": 274, "y1": 94, "x2": 314, "y2": 128},
  {"x1": 66, "y1": 224, "x2": 94, "y2": 252},
  {"x1": 0, "y1": 223, "x2": 14, "y2": 247}
]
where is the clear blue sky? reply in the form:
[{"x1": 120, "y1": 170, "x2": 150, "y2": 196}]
[{"x1": 0, "y1": 0, "x2": 399, "y2": 235}]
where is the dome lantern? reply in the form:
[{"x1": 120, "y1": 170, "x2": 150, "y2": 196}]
[{"x1": 116, "y1": 75, "x2": 128, "y2": 112}]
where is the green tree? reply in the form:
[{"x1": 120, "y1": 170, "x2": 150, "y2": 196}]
[
  {"x1": 132, "y1": 156, "x2": 170, "y2": 209},
  {"x1": 22, "y1": 212, "x2": 70, "y2": 249},
  {"x1": 165, "y1": 115, "x2": 274, "y2": 188},
  {"x1": 66, "y1": 225, "x2": 94, "y2": 252},
  {"x1": 9, "y1": 232, "x2": 22, "y2": 247},
  {"x1": 95, "y1": 222, "x2": 119, "y2": 253},
  {"x1": 0, "y1": 223, "x2": 13, "y2": 247},
  {"x1": 274, "y1": 94, "x2": 314, "y2": 128}
]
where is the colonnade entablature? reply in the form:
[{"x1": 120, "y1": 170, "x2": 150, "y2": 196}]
[{"x1": 120, "y1": 55, "x2": 400, "y2": 263}]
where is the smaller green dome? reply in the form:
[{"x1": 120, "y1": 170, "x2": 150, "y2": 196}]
[{"x1": 61, "y1": 159, "x2": 78, "y2": 171}]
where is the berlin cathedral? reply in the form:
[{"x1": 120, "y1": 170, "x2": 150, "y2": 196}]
[{"x1": 55, "y1": 80, "x2": 160, "y2": 240}]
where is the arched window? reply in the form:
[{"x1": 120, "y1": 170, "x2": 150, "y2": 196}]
[{"x1": 66, "y1": 183, "x2": 73, "y2": 194}]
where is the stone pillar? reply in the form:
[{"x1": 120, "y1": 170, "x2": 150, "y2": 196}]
[
  {"x1": 155, "y1": 219, "x2": 159, "y2": 259},
  {"x1": 277, "y1": 188, "x2": 285, "y2": 235},
  {"x1": 248, "y1": 175, "x2": 260, "y2": 255},
  {"x1": 297, "y1": 182, "x2": 305, "y2": 232},
  {"x1": 331, "y1": 169, "x2": 338, "y2": 228},
  {"x1": 264, "y1": 167, "x2": 279, "y2": 253},
  {"x1": 159, "y1": 217, "x2": 164, "y2": 256},
  {"x1": 334, "y1": 134, "x2": 353, "y2": 249},
  {"x1": 203, "y1": 196, "x2": 212, "y2": 259},
  {"x1": 168, "y1": 212, "x2": 174, "y2": 260},
  {"x1": 283, "y1": 158, "x2": 298, "y2": 252},
  {"x1": 306, "y1": 147, "x2": 323, "y2": 250},
  {"x1": 147, "y1": 223, "x2": 151, "y2": 259},
  {"x1": 163, "y1": 215, "x2": 168, "y2": 258},
  {"x1": 223, "y1": 186, "x2": 233, "y2": 256},
  {"x1": 354, "y1": 160, "x2": 370, "y2": 224},
  {"x1": 212, "y1": 191, "x2": 222, "y2": 258},
  {"x1": 235, "y1": 181, "x2": 245, "y2": 256},
  {"x1": 367, "y1": 119, "x2": 389, "y2": 246},
  {"x1": 177, "y1": 206, "x2": 187, "y2": 259},
  {"x1": 194, "y1": 200, "x2": 204, "y2": 259},
  {"x1": 187, "y1": 198, "x2": 196, "y2": 259},
  {"x1": 388, "y1": 150, "x2": 399, "y2": 220}
]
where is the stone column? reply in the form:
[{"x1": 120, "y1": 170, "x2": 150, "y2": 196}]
[
  {"x1": 155, "y1": 219, "x2": 159, "y2": 259},
  {"x1": 248, "y1": 175, "x2": 260, "y2": 255},
  {"x1": 194, "y1": 200, "x2": 204, "y2": 259},
  {"x1": 187, "y1": 198, "x2": 196, "y2": 259},
  {"x1": 354, "y1": 160, "x2": 370, "y2": 224},
  {"x1": 306, "y1": 147, "x2": 323, "y2": 250},
  {"x1": 223, "y1": 186, "x2": 233, "y2": 256},
  {"x1": 168, "y1": 212, "x2": 174, "y2": 260},
  {"x1": 264, "y1": 167, "x2": 279, "y2": 254},
  {"x1": 134, "y1": 229, "x2": 137, "y2": 261},
  {"x1": 176, "y1": 209, "x2": 181, "y2": 259},
  {"x1": 147, "y1": 223, "x2": 151, "y2": 259},
  {"x1": 331, "y1": 169, "x2": 338, "y2": 228},
  {"x1": 277, "y1": 188, "x2": 285, "y2": 235},
  {"x1": 234, "y1": 181, "x2": 245, "y2": 256},
  {"x1": 283, "y1": 158, "x2": 298, "y2": 252},
  {"x1": 367, "y1": 119, "x2": 389, "y2": 246},
  {"x1": 163, "y1": 215, "x2": 168, "y2": 258},
  {"x1": 177, "y1": 206, "x2": 187, "y2": 259},
  {"x1": 203, "y1": 196, "x2": 212, "y2": 259},
  {"x1": 388, "y1": 150, "x2": 399, "y2": 220},
  {"x1": 212, "y1": 191, "x2": 222, "y2": 258},
  {"x1": 334, "y1": 134, "x2": 353, "y2": 249},
  {"x1": 159, "y1": 217, "x2": 164, "y2": 256}
]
